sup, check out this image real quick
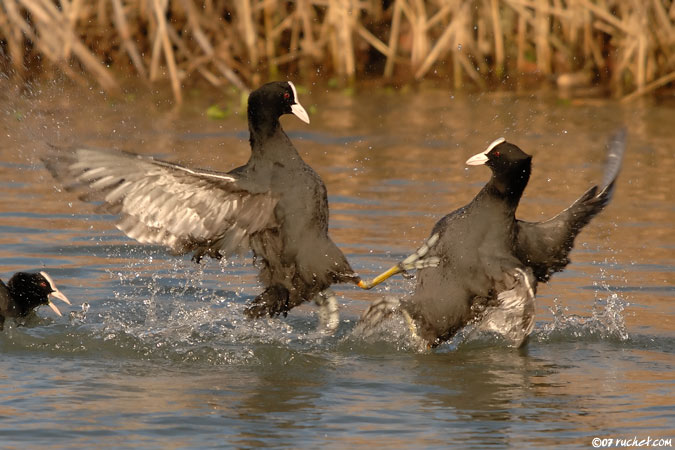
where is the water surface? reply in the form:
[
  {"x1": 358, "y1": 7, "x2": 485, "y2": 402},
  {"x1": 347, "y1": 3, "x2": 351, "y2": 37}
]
[{"x1": 0, "y1": 82, "x2": 673, "y2": 448}]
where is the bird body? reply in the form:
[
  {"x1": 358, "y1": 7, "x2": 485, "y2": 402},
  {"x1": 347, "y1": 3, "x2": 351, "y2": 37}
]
[
  {"x1": 405, "y1": 159, "x2": 528, "y2": 344},
  {"x1": 43, "y1": 81, "x2": 360, "y2": 323},
  {"x1": 237, "y1": 121, "x2": 357, "y2": 316}
]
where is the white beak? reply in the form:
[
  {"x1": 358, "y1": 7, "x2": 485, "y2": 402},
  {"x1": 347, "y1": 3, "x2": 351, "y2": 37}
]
[
  {"x1": 48, "y1": 301, "x2": 63, "y2": 317},
  {"x1": 288, "y1": 81, "x2": 310, "y2": 124},
  {"x1": 40, "y1": 271, "x2": 71, "y2": 316},
  {"x1": 466, "y1": 137, "x2": 505, "y2": 166},
  {"x1": 49, "y1": 288, "x2": 71, "y2": 305},
  {"x1": 291, "y1": 103, "x2": 310, "y2": 124}
]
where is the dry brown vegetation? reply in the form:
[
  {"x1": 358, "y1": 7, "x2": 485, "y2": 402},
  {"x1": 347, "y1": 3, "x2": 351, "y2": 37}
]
[{"x1": 0, "y1": 0, "x2": 673, "y2": 103}]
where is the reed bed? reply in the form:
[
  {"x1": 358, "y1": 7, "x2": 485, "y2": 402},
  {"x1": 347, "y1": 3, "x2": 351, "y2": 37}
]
[{"x1": 0, "y1": 0, "x2": 673, "y2": 102}]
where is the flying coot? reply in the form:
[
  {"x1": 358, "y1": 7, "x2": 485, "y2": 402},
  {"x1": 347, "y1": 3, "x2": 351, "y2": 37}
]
[
  {"x1": 42, "y1": 81, "x2": 436, "y2": 330},
  {"x1": 357, "y1": 129, "x2": 626, "y2": 348},
  {"x1": 0, "y1": 271, "x2": 71, "y2": 330}
]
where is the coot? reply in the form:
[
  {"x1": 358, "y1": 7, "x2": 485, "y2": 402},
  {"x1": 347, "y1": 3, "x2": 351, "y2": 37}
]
[
  {"x1": 357, "y1": 129, "x2": 626, "y2": 348},
  {"x1": 0, "y1": 271, "x2": 71, "y2": 330}
]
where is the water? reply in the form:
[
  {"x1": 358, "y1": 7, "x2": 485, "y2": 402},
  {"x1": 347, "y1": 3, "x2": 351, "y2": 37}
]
[{"x1": 0, "y1": 82, "x2": 673, "y2": 448}]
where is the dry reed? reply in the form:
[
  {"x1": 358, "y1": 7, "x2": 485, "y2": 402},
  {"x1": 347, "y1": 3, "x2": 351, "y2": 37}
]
[{"x1": 0, "y1": 0, "x2": 673, "y2": 103}]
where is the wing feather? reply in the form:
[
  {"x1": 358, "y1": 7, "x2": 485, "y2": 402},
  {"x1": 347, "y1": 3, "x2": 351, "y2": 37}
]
[
  {"x1": 515, "y1": 128, "x2": 626, "y2": 281},
  {"x1": 43, "y1": 146, "x2": 278, "y2": 259}
]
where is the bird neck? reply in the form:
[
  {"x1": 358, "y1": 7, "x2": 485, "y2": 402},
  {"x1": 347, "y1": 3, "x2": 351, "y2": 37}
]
[
  {"x1": 248, "y1": 121, "x2": 301, "y2": 163},
  {"x1": 483, "y1": 167, "x2": 530, "y2": 208},
  {"x1": 247, "y1": 99, "x2": 283, "y2": 146},
  {"x1": 249, "y1": 113, "x2": 278, "y2": 141}
]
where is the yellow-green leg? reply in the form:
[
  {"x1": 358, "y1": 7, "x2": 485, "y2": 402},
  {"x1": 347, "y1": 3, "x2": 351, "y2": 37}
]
[{"x1": 358, "y1": 233, "x2": 440, "y2": 290}]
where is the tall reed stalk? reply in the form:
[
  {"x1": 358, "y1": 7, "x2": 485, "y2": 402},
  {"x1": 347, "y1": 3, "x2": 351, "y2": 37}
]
[{"x1": 0, "y1": 0, "x2": 672, "y2": 102}]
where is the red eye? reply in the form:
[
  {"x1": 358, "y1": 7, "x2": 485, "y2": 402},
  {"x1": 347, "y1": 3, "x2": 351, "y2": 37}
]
[
  {"x1": 40, "y1": 282, "x2": 47, "y2": 287},
  {"x1": 284, "y1": 92, "x2": 290, "y2": 100},
  {"x1": 494, "y1": 151, "x2": 500, "y2": 157}
]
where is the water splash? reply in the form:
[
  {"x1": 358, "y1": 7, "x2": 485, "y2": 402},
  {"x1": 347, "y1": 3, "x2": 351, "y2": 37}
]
[
  {"x1": 538, "y1": 291, "x2": 629, "y2": 342},
  {"x1": 346, "y1": 315, "x2": 427, "y2": 353},
  {"x1": 0, "y1": 237, "x2": 636, "y2": 362},
  {"x1": 69, "y1": 302, "x2": 90, "y2": 324}
]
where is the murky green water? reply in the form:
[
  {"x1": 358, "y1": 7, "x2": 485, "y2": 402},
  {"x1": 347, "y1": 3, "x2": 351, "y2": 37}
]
[{"x1": 0, "y1": 81, "x2": 673, "y2": 448}]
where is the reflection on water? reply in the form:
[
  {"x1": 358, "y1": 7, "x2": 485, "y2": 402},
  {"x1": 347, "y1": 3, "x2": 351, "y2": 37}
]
[{"x1": 0, "y1": 82, "x2": 673, "y2": 447}]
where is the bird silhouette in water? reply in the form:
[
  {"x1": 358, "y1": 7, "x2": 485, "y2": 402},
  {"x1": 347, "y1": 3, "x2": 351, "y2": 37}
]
[
  {"x1": 0, "y1": 271, "x2": 71, "y2": 330},
  {"x1": 357, "y1": 129, "x2": 626, "y2": 348},
  {"x1": 42, "y1": 81, "x2": 437, "y2": 331}
]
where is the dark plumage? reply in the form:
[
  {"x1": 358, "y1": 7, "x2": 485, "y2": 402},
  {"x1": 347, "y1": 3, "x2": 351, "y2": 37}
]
[
  {"x1": 42, "y1": 81, "x2": 356, "y2": 322},
  {"x1": 0, "y1": 272, "x2": 71, "y2": 330},
  {"x1": 42, "y1": 81, "x2": 432, "y2": 328},
  {"x1": 358, "y1": 129, "x2": 626, "y2": 348}
]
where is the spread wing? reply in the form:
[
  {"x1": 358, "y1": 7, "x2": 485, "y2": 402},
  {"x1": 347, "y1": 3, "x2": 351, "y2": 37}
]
[
  {"x1": 42, "y1": 147, "x2": 278, "y2": 260},
  {"x1": 515, "y1": 128, "x2": 626, "y2": 281}
]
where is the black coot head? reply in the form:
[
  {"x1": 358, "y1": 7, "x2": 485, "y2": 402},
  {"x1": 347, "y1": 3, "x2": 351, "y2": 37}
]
[
  {"x1": 466, "y1": 138, "x2": 532, "y2": 198},
  {"x1": 247, "y1": 81, "x2": 310, "y2": 125},
  {"x1": 8, "y1": 272, "x2": 71, "y2": 316},
  {"x1": 466, "y1": 138, "x2": 531, "y2": 173}
]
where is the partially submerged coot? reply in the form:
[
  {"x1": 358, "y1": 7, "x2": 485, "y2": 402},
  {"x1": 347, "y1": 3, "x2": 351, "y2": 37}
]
[{"x1": 0, "y1": 271, "x2": 71, "y2": 330}]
